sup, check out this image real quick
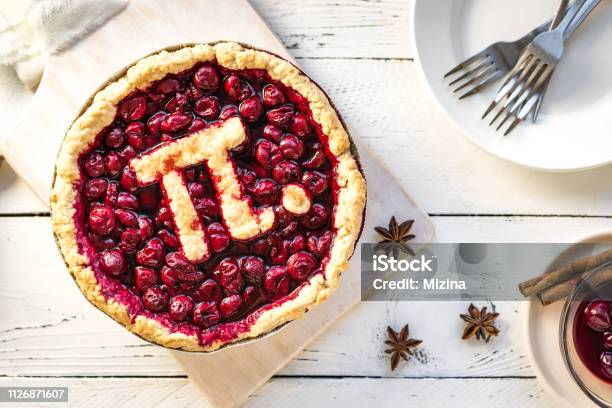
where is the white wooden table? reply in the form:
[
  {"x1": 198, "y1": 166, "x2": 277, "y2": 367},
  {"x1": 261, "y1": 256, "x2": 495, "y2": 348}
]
[{"x1": 2, "y1": 0, "x2": 610, "y2": 406}]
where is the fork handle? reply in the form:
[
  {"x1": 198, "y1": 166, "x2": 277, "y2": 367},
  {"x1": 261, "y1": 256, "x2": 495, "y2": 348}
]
[
  {"x1": 555, "y1": 0, "x2": 588, "y2": 36},
  {"x1": 564, "y1": 0, "x2": 601, "y2": 40},
  {"x1": 551, "y1": 0, "x2": 570, "y2": 29}
]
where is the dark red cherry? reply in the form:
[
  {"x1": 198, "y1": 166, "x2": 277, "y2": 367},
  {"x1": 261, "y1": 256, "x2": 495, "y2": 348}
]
[
  {"x1": 601, "y1": 351, "x2": 612, "y2": 378},
  {"x1": 262, "y1": 84, "x2": 286, "y2": 107},
  {"x1": 250, "y1": 179, "x2": 279, "y2": 204},
  {"x1": 146, "y1": 112, "x2": 166, "y2": 135},
  {"x1": 194, "y1": 96, "x2": 220, "y2": 119},
  {"x1": 104, "y1": 182, "x2": 119, "y2": 207},
  {"x1": 119, "y1": 228, "x2": 140, "y2": 253},
  {"x1": 156, "y1": 78, "x2": 181, "y2": 94},
  {"x1": 192, "y1": 301, "x2": 220, "y2": 328},
  {"x1": 157, "y1": 229, "x2": 178, "y2": 249},
  {"x1": 115, "y1": 209, "x2": 139, "y2": 228},
  {"x1": 188, "y1": 182, "x2": 206, "y2": 198},
  {"x1": 266, "y1": 105, "x2": 294, "y2": 127},
  {"x1": 302, "y1": 143, "x2": 327, "y2": 169},
  {"x1": 219, "y1": 105, "x2": 239, "y2": 120},
  {"x1": 136, "y1": 238, "x2": 166, "y2": 267},
  {"x1": 219, "y1": 295, "x2": 243, "y2": 318},
  {"x1": 193, "y1": 65, "x2": 220, "y2": 92},
  {"x1": 272, "y1": 160, "x2": 302, "y2": 184},
  {"x1": 254, "y1": 139, "x2": 282, "y2": 169},
  {"x1": 224, "y1": 73, "x2": 252, "y2": 102},
  {"x1": 104, "y1": 152, "x2": 123, "y2": 177},
  {"x1": 84, "y1": 152, "x2": 105, "y2": 177},
  {"x1": 119, "y1": 95, "x2": 147, "y2": 121},
  {"x1": 126, "y1": 122, "x2": 146, "y2": 150},
  {"x1": 84, "y1": 178, "x2": 108, "y2": 199},
  {"x1": 187, "y1": 118, "x2": 206, "y2": 133},
  {"x1": 307, "y1": 230, "x2": 333, "y2": 256},
  {"x1": 100, "y1": 249, "x2": 127, "y2": 277},
  {"x1": 239, "y1": 96, "x2": 263, "y2": 122},
  {"x1": 120, "y1": 167, "x2": 138, "y2": 192},
  {"x1": 279, "y1": 135, "x2": 305, "y2": 159},
  {"x1": 117, "y1": 192, "x2": 139, "y2": 210},
  {"x1": 289, "y1": 113, "x2": 310, "y2": 138},
  {"x1": 161, "y1": 112, "x2": 192, "y2": 133},
  {"x1": 302, "y1": 171, "x2": 329, "y2": 196},
  {"x1": 193, "y1": 279, "x2": 223, "y2": 303},
  {"x1": 134, "y1": 267, "x2": 159, "y2": 293},
  {"x1": 207, "y1": 222, "x2": 230, "y2": 253},
  {"x1": 214, "y1": 258, "x2": 244, "y2": 295},
  {"x1": 287, "y1": 251, "x2": 316, "y2": 282},
  {"x1": 239, "y1": 256, "x2": 266, "y2": 283},
  {"x1": 88, "y1": 206, "x2": 115, "y2": 236},
  {"x1": 105, "y1": 127, "x2": 125, "y2": 149},
  {"x1": 168, "y1": 295, "x2": 194, "y2": 322},
  {"x1": 142, "y1": 285, "x2": 169, "y2": 312},
  {"x1": 243, "y1": 285, "x2": 258, "y2": 305},
  {"x1": 137, "y1": 216, "x2": 154, "y2": 241},
  {"x1": 300, "y1": 203, "x2": 329, "y2": 230},
  {"x1": 288, "y1": 234, "x2": 306, "y2": 254},
  {"x1": 584, "y1": 301, "x2": 611, "y2": 332},
  {"x1": 262, "y1": 125, "x2": 283, "y2": 143},
  {"x1": 604, "y1": 332, "x2": 612, "y2": 350},
  {"x1": 193, "y1": 197, "x2": 218, "y2": 219},
  {"x1": 139, "y1": 186, "x2": 160, "y2": 212},
  {"x1": 264, "y1": 266, "x2": 290, "y2": 300}
]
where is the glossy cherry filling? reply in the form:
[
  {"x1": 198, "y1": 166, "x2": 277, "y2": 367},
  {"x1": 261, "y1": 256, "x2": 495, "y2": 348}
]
[
  {"x1": 75, "y1": 61, "x2": 340, "y2": 346},
  {"x1": 575, "y1": 293, "x2": 612, "y2": 383}
]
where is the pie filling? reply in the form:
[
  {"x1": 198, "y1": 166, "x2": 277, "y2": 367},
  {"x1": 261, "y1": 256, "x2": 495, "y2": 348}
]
[{"x1": 73, "y1": 61, "x2": 342, "y2": 346}]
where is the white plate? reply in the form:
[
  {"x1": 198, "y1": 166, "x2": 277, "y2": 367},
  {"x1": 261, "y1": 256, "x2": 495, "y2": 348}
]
[{"x1": 410, "y1": 0, "x2": 612, "y2": 171}]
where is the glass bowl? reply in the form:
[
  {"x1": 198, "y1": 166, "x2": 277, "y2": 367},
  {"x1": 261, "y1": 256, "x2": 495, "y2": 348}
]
[{"x1": 560, "y1": 267, "x2": 612, "y2": 407}]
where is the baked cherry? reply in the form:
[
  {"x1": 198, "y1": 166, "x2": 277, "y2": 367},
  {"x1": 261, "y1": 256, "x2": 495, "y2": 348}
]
[
  {"x1": 289, "y1": 113, "x2": 310, "y2": 138},
  {"x1": 194, "y1": 197, "x2": 218, "y2": 219},
  {"x1": 193, "y1": 279, "x2": 223, "y2": 303},
  {"x1": 119, "y1": 228, "x2": 140, "y2": 253},
  {"x1": 193, "y1": 65, "x2": 220, "y2": 93},
  {"x1": 84, "y1": 153, "x2": 105, "y2": 177},
  {"x1": 584, "y1": 301, "x2": 611, "y2": 332},
  {"x1": 239, "y1": 96, "x2": 263, "y2": 122},
  {"x1": 84, "y1": 178, "x2": 108, "y2": 199},
  {"x1": 161, "y1": 112, "x2": 192, "y2": 133},
  {"x1": 300, "y1": 203, "x2": 329, "y2": 230},
  {"x1": 105, "y1": 127, "x2": 125, "y2": 149},
  {"x1": 188, "y1": 118, "x2": 206, "y2": 133},
  {"x1": 262, "y1": 125, "x2": 283, "y2": 143},
  {"x1": 207, "y1": 222, "x2": 230, "y2": 253},
  {"x1": 267, "y1": 105, "x2": 294, "y2": 127},
  {"x1": 302, "y1": 171, "x2": 329, "y2": 196},
  {"x1": 219, "y1": 105, "x2": 239, "y2": 120},
  {"x1": 104, "y1": 152, "x2": 123, "y2": 177},
  {"x1": 250, "y1": 179, "x2": 279, "y2": 204},
  {"x1": 136, "y1": 237, "x2": 166, "y2": 267},
  {"x1": 119, "y1": 95, "x2": 147, "y2": 121},
  {"x1": 137, "y1": 216, "x2": 154, "y2": 241},
  {"x1": 239, "y1": 256, "x2": 266, "y2": 283},
  {"x1": 303, "y1": 143, "x2": 327, "y2": 169},
  {"x1": 156, "y1": 78, "x2": 181, "y2": 94},
  {"x1": 219, "y1": 294, "x2": 243, "y2": 318},
  {"x1": 115, "y1": 209, "x2": 139, "y2": 228},
  {"x1": 147, "y1": 112, "x2": 166, "y2": 135},
  {"x1": 88, "y1": 206, "x2": 115, "y2": 236},
  {"x1": 142, "y1": 285, "x2": 170, "y2": 313},
  {"x1": 287, "y1": 251, "x2": 316, "y2": 282},
  {"x1": 157, "y1": 229, "x2": 178, "y2": 249},
  {"x1": 126, "y1": 122, "x2": 146, "y2": 150},
  {"x1": 272, "y1": 160, "x2": 302, "y2": 184},
  {"x1": 264, "y1": 266, "x2": 290, "y2": 300},
  {"x1": 254, "y1": 139, "x2": 282, "y2": 169},
  {"x1": 604, "y1": 331, "x2": 612, "y2": 350},
  {"x1": 117, "y1": 192, "x2": 139, "y2": 210},
  {"x1": 279, "y1": 135, "x2": 305, "y2": 159},
  {"x1": 215, "y1": 258, "x2": 244, "y2": 295},
  {"x1": 288, "y1": 234, "x2": 306, "y2": 253},
  {"x1": 262, "y1": 84, "x2": 285, "y2": 107},
  {"x1": 119, "y1": 145, "x2": 137, "y2": 162},
  {"x1": 169, "y1": 295, "x2": 195, "y2": 322},
  {"x1": 134, "y1": 267, "x2": 159, "y2": 292},
  {"x1": 243, "y1": 285, "x2": 258, "y2": 305},
  {"x1": 100, "y1": 249, "x2": 127, "y2": 277},
  {"x1": 192, "y1": 301, "x2": 220, "y2": 328},
  {"x1": 194, "y1": 96, "x2": 220, "y2": 119},
  {"x1": 307, "y1": 230, "x2": 333, "y2": 256},
  {"x1": 224, "y1": 73, "x2": 252, "y2": 102}
]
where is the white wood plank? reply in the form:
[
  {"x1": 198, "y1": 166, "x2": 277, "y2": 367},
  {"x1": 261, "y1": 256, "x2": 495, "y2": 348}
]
[
  {"x1": 1, "y1": 215, "x2": 609, "y2": 378},
  {"x1": 3, "y1": 59, "x2": 612, "y2": 216},
  {"x1": 250, "y1": 0, "x2": 412, "y2": 59},
  {"x1": 0, "y1": 377, "x2": 558, "y2": 408}
]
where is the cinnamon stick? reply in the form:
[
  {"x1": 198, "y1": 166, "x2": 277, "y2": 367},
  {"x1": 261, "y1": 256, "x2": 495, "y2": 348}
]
[
  {"x1": 539, "y1": 267, "x2": 612, "y2": 306},
  {"x1": 518, "y1": 248, "x2": 612, "y2": 297}
]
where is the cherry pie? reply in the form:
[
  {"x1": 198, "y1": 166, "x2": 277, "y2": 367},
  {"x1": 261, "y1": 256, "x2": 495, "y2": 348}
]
[{"x1": 51, "y1": 42, "x2": 366, "y2": 351}]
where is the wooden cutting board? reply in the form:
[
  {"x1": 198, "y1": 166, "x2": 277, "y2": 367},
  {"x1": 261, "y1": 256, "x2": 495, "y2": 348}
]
[{"x1": 0, "y1": 0, "x2": 434, "y2": 406}]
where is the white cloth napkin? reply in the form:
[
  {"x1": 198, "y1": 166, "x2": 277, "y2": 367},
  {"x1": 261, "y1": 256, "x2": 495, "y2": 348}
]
[{"x1": 0, "y1": 0, "x2": 127, "y2": 89}]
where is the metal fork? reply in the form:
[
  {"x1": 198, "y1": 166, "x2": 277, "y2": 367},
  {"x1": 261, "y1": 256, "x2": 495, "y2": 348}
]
[
  {"x1": 484, "y1": 0, "x2": 600, "y2": 135},
  {"x1": 443, "y1": 2, "x2": 579, "y2": 100}
]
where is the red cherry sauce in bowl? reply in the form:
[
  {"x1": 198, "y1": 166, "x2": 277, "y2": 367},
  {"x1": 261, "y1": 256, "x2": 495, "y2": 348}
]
[{"x1": 575, "y1": 297, "x2": 612, "y2": 383}]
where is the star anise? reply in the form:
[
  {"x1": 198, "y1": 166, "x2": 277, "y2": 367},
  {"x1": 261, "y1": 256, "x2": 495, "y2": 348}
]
[
  {"x1": 384, "y1": 324, "x2": 422, "y2": 371},
  {"x1": 375, "y1": 216, "x2": 416, "y2": 258},
  {"x1": 460, "y1": 303, "x2": 500, "y2": 343}
]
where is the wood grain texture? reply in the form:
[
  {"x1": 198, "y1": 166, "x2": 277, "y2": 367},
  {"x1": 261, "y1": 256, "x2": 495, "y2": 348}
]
[{"x1": 0, "y1": 377, "x2": 559, "y2": 408}]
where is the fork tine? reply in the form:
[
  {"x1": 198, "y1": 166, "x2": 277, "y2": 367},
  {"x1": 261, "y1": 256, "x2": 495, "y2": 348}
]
[
  {"x1": 482, "y1": 55, "x2": 534, "y2": 120},
  {"x1": 496, "y1": 110, "x2": 514, "y2": 131},
  {"x1": 458, "y1": 70, "x2": 500, "y2": 99},
  {"x1": 454, "y1": 64, "x2": 497, "y2": 93},
  {"x1": 444, "y1": 53, "x2": 488, "y2": 78},
  {"x1": 507, "y1": 64, "x2": 551, "y2": 115},
  {"x1": 449, "y1": 58, "x2": 493, "y2": 87}
]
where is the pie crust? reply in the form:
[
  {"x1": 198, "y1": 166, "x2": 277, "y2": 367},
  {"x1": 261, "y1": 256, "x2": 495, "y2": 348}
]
[{"x1": 51, "y1": 41, "x2": 366, "y2": 352}]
